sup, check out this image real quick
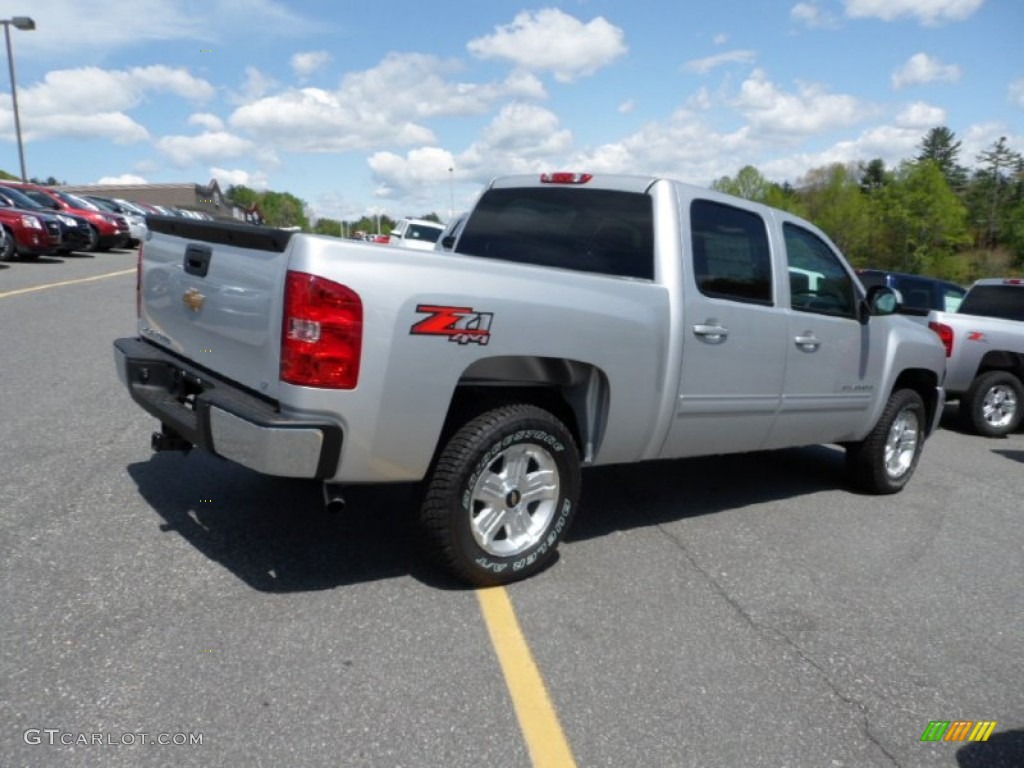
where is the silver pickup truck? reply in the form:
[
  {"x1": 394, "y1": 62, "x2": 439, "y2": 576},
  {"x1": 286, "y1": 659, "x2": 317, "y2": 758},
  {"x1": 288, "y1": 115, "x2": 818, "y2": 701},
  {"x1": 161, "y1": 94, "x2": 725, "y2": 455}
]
[
  {"x1": 928, "y1": 278, "x2": 1024, "y2": 436},
  {"x1": 114, "y1": 172, "x2": 945, "y2": 585}
]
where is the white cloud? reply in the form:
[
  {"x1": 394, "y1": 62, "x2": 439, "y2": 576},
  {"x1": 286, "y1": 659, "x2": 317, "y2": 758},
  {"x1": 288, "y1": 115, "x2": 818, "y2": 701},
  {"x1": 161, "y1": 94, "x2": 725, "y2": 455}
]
[
  {"x1": 685, "y1": 50, "x2": 756, "y2": 75},
  {"x1": 96, "y1": 174, "x2": 148, "y2": 184},
  {"x1": 1009, "y1": 79, "x2": 1024, "y2": 108},
  {"x1": 467, "y1": 9, "x2": 627, "y2": 82},
  {"x1": 156, "y1": 131, "x2": 256, "y2": 168},
  {"x1": 15, "y1": 0, "x2": 313, "y2": 59},
  {"x1": 229, "y1": 67, "x2": 279, "y2": 105},
  {"x1": 843, "y1": 0, "x2": 984, "y2": 25},
  {"x1": 713, "y1": 33, "x2": 728, "y2": 45},
  {"x1": 368, "y1": 147, "x2": 456, "y2": 202},
  {"x1": 618, "y1": 99, "x2": 636, "y2": 114},
  {"x1": 1, "y1": 64, "x2": 214, "y2": 143},
  {"x1": 210, "y1": 167, "x2": 269, "y2": 190},
  {"x1": 188, "y1": 113, "x2": 225, "y2": 131},
  {"x1": 791, "y1": 2, "x2": 840, "y2": 27},
  {"x1": 228, "y1": 53, "x2": 538, "y2": 153},
  {"x1": 734, "y1": 69, "x2": 868, "y2": 137},
  {"x1": 291, "y1": 51, "x2": 332, "y2": 78},
  {"x1": 891, "y1": 53, "x2": 961, "y2": 89},
  {"x1": 894, "y1": 101, "x2": 947, "y2": 127}
]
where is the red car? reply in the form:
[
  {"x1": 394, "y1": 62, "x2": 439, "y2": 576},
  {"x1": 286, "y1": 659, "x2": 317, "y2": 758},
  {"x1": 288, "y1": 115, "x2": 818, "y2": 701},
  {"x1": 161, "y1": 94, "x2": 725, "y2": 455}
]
[
  {"x1": 0, "y1": 200, "x2": 61, "y2": 261},
  {"x1": 0, "y1": 181, "x2": 129, "y2": 251}
]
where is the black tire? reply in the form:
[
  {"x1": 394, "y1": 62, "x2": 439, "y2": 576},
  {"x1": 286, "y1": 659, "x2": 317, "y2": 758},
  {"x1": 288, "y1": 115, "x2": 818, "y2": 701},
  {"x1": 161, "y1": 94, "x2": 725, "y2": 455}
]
[
  {"x1": 420, "y1": 404, "x2": 580, "y2": 586},
  {"x1": 959, "y1": 370, "x2": 1024, "y2": 437},
  {"x1": 0, "y1": 227, "x2": 15, "y2": 261},
  {"x1": 85, "y1": 225, "x2": 100, "y2": 252},
  {"x1": 846, "y1": 389, "x2": 926, "y2": 494}
]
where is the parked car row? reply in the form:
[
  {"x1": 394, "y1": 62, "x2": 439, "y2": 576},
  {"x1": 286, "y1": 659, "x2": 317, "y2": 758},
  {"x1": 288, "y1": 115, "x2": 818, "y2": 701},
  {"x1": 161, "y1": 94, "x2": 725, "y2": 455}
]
[{"x1": 0, "y1": 180, "x2": 215, "y2": 262}]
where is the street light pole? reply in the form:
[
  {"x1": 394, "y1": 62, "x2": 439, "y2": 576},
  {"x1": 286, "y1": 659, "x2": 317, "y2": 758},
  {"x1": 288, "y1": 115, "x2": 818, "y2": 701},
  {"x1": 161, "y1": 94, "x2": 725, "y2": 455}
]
[{"x1": 2, "y1": 16, "x2": 35, "y2": 182}]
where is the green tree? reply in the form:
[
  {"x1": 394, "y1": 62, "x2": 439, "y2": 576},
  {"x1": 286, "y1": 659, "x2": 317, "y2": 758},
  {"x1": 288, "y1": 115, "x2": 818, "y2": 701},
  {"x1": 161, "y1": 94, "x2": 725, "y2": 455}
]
[
  {"x1": 875, "y1": 160, "x2": 970, "y2": 279},
  {"x1": 967, "y1": 137, "x2": 1023, "y2": 249},
  {"x1": 711, "y1": 165, "x2": 770, "y2": 201},
  {"x1": 313, "y1": 217, "x2": 343, "y2": 237},
  {"x1": 917, "y1": 127, "x2": 967, "y2": 190},
  {"x1": 799, "y1": 164, "x2": 873, "y2": 265},
  {"x1": 858, "y1": 158, "x2": 889, "y2": 193}
]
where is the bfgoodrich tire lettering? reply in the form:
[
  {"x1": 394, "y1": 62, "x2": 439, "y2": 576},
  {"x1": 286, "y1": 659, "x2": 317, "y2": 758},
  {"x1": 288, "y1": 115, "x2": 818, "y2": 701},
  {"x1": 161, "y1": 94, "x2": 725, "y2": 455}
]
[
  {"x1": 959, "y1": 370, "x2": 1024, "y2": 437},
  {"x1": 846, "y1": 388, "x2": 926, "y2": 494},
  {"x1": 420, "y1": 404, "x2": 580, "y2": 586}
]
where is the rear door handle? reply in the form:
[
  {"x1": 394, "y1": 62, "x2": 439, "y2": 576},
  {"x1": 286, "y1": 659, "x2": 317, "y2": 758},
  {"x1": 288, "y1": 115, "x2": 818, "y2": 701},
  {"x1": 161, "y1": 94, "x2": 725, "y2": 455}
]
[
  {"x1": 794, "y1": 333, "x2": 821, "y2": 351},
  {"x1": 693, "y1": 323, "x2": 729, "y2": 340}
]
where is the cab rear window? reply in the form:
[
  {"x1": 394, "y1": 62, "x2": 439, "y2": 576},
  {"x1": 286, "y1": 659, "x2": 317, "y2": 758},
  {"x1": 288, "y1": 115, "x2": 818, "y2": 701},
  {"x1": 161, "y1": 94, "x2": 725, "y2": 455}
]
[
  {"x1": 454, "y1": 188, "x2": 654, "y2": 279},
  {"x1": 958, "y1": 286, "x2": 1024, "y2": 321}
]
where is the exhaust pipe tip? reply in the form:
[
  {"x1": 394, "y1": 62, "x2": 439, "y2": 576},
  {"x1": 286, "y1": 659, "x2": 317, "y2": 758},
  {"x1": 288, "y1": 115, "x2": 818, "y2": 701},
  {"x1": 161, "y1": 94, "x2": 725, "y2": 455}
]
[{"x1": 322, "y1": 483, "x2": 346, "y2": 514}]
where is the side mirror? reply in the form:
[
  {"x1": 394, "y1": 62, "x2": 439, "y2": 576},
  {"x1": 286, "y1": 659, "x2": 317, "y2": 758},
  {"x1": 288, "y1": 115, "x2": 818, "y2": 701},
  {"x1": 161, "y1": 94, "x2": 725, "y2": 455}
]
[
  {"x1": 865, "y1": 285, "x2": 899, "y2": 317},
  {"x1": 439, "y1": 235, "x2": 456, "y2": 251}
]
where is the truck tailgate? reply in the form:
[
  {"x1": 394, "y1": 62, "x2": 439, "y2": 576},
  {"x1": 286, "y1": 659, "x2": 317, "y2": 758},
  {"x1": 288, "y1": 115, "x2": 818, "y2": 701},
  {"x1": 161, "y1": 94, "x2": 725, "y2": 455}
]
[{"x1": 139, "y1": 216, "x2": 293, "y2": 400}]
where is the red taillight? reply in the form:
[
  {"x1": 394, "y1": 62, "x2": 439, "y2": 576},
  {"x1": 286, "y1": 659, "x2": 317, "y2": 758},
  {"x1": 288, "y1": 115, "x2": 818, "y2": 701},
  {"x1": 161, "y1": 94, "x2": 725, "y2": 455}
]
[
  {"x1": 928, "y1": 321, "x2": 954, "y2": 358},
  {"x1": 1003, "y1": 278, "x2": 1023, "y2": 285},
  {"x1": 135, "y1": 244, "x2": 143, "y2": 318},
  {"x1": 540, "y1": 172, "x2": 593, "y2": 184},
  {"x1": 281, "y1": 271, "x2": 362, "y2": 389}
]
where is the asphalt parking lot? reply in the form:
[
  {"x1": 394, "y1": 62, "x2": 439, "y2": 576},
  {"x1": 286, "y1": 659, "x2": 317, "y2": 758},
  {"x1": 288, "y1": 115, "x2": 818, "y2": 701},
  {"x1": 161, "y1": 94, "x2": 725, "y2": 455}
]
[{"x1": 1, "y1": 251, "x2": 1022, "y2": 768}]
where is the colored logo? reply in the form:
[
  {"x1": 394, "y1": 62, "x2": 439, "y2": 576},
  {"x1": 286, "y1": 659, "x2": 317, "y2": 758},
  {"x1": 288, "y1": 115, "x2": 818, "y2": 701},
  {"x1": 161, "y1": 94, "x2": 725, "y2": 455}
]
[
  {"x1": 920, "y1": 720, "x2": 997, "y2": 743},
  {"x1": 410, "y1": 304, "x2": 493, "y2": 345}
]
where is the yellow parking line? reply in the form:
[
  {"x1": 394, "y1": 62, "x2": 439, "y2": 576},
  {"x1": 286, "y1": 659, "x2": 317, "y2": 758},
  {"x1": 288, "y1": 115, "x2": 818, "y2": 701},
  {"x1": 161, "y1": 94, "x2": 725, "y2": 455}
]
[
  {"x1": 477, "y1": 586, "x2": 576, "y2": 768},
  {"x1": 0, "y1": 268, "x2": 135, "y2": 300}
]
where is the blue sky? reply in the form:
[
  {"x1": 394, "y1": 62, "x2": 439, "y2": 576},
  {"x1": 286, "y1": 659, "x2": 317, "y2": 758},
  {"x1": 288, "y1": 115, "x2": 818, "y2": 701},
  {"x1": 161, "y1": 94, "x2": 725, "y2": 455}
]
[{"x1": 1, "y1": 0, "x2": 1020, "y2": 223}]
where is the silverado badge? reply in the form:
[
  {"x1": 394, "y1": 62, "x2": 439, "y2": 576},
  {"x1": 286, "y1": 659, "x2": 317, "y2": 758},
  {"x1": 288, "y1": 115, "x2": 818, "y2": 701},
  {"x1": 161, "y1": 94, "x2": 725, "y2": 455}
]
[{"x1": 182, "y1": 287, "x2": 206, "y2": 312}]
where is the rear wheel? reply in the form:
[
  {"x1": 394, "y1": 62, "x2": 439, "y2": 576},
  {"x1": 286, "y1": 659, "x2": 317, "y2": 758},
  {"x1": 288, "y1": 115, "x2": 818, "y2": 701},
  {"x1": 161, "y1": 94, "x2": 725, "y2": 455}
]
[
  {"x1": 846, "y1": 389, "x2": 926, "y2": 494},
  {"x1": 420, "y1": 403, "x2": 580, "y2": 586},
  {"x1": 959, "y1": 371, "x2": 1024, "y2": 437}
]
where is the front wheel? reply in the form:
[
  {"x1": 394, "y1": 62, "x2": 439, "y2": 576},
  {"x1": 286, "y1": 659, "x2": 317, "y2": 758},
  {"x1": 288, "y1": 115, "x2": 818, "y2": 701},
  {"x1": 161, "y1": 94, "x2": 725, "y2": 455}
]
[
  {"x1": 959, "y1": 370, "x2": 1024, "y2": 437},
  {"x1": 0, "y1": 227, "x2": 15, "y2": 261},
  {"x1": 846, "y1": 389, "x2": 926, "y2": 494},
  {"x1": 420, "y1": 404, "x2": 580, "y2": 586}
]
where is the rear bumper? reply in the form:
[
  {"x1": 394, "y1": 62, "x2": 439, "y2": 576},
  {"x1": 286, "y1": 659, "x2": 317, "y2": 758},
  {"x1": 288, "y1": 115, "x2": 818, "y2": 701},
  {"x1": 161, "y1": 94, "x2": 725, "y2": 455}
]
[{"x1": 113, "y1": 337, "x2": 342, "y2": 479}]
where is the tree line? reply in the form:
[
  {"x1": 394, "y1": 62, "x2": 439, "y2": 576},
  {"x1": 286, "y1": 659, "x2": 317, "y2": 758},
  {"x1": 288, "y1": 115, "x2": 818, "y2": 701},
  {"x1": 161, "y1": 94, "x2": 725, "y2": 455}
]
[
  {"x1": 224, "y1": 184, "x2": 441, "y2": 238},
  {"x1": 711, "y1": 128, "x2": 1024, "y2": 282}
]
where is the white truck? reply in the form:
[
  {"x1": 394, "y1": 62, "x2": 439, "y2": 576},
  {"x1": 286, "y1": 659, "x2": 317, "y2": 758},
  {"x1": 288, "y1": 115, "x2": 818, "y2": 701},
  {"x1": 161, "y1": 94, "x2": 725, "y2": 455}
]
[
  {"x1": 114, "y1": 172, "x2": 946, "y2": 585},
  {"x1": 928, "y1": 278, "x2": 1024, "y2": 436}
]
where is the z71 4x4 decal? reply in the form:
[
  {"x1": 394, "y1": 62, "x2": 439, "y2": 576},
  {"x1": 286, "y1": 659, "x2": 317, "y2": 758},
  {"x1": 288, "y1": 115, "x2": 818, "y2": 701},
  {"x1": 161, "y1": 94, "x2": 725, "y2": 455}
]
[{"x1": 410, "y1": 304, "x2": 493, "y2": 345}]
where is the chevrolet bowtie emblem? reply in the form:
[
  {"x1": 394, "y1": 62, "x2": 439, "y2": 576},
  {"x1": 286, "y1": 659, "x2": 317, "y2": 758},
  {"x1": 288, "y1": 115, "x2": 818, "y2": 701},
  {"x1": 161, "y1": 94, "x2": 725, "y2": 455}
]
[{"x1": 182, "y1": 287, "x2": 206, "y2": 312}]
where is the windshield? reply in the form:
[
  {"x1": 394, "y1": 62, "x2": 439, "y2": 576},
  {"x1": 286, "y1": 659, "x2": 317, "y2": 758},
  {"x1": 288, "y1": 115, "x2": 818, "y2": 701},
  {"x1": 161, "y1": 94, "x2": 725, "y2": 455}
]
[
  {"x1": 86, "y1": 197, "x2": 118, "y2": 212},
  {"x1": 21, "y1": 189, "x2": 61, "y2": 210},
  {"x1": 0, "y1": 187, "x2": 45, "y2": 209},
  {"x1": 53, "y1": 190, "x2": 100, "y2": 211}
]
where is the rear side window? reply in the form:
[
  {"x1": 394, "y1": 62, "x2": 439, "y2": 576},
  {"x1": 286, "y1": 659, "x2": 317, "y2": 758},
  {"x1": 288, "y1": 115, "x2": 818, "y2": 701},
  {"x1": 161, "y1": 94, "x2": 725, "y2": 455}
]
[
  {"x1": 959, "y1": 286, "x2": 1024, "y2": 321},
  {"x1": 690, "y1": 199, "x2": 772, "y2": 305},
  {"x1": 455, "y1": 188, "x2": 654, "y2": 279}
]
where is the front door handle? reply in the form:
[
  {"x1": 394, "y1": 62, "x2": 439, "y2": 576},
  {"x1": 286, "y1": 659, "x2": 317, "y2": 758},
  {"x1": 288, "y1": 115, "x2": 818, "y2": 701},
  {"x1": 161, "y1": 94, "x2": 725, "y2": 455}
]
[
  {"x1": 693, "y1": 323, "x2": 729, "y2": 341},
  {"x1": 794, "y1": 333, "x2": 821, "y2": 351}
]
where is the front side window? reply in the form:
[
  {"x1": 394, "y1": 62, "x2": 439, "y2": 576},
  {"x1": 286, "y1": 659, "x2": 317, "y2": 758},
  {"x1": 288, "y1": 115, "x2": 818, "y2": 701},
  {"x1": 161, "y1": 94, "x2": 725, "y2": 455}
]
[
  {"x1": 783, "y1": 223, "x2": 857, "y2": 319},
  {"x1": 690, "y1": 199, "x2": 773, "y2": 305}
]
